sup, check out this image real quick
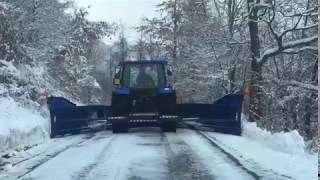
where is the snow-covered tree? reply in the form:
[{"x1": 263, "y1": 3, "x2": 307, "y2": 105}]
[
  {"x1": 136, "y1": 0, "x2": 318, "y2": 142},
  {"x1": 0, "y1": 0, "x2": 116, "y2": 105}
]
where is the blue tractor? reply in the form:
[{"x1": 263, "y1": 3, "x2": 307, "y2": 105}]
[
  {"x1": 110, "y1": 60, "x2": 179, "y2": 133},
  {"x1": 47, "y1": 60, "x2": 243, "y2": 137}
]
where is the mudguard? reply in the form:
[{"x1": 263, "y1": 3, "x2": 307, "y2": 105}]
[
  {"x1": 177, "y1": 94, "x2": 243, "y2": 135},
  {"x1": 47, "y1": 97, "x2": 112, "y2": 138}
]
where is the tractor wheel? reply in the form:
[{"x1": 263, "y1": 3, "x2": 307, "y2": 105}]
[
  {"x1": 50, "y1": 130, "x2": 56, "y2": 138},
  {"x1": 161, "y1": 122, "x2": 177, "y2": 132},
  {"x1": 112, "y1": 123, "x2": 129, "y2": 133},
  {"x1": 50, "y1": 118, "x2": 57, "y2": 138}
]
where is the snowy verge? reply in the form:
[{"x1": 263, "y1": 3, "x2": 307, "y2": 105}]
[
  {"x1": 0, "y1": 97, "x2": 48, "y2": 153},
  {"x1": 206, "y1": 120, "x2": 317, "y2": 180},
  {"x1": 242, "y1": 120, "x2": 307, "y2": 155}
]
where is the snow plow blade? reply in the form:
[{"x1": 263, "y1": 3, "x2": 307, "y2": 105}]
[
  {"x1": 47, "y1": 97, "x2": 111, "y2": 138},
  {"x1": 177, "y1": 94, "x2": 243, "y2": 135}
]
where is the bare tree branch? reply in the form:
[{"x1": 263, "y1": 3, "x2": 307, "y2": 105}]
[
  {"x1": 278, "y1": 6, "x2": 318, "y2": 18},
  {"x1": 279, "y1": 15, "x2": 303, "y2": 38},
  {"x1": 271, "y1": 78, "x2": 318, "y2": 91},
  {"x1": 282, "y1": 46, "x2": 317, "y2": 54},
  {"x1": 259, "y1": 35, "x2": 318, "y2": 65}
]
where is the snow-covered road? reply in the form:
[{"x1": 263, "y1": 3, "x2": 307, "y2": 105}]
[{"x1": 1, "y1": 128, "x2": 258, "y2": 180}]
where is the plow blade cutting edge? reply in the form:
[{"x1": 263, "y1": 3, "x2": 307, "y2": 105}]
[{"x1": 177, "y1": 94, "x2": 243, "y2": 135}]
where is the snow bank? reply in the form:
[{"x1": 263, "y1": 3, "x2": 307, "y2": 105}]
[
  {"x1": 207, "y1": 119, "x2": 317, "y2": 180},
  {"x1": 242, "y1": 120, "x2": 307, "y2": 155},
  {"x1": 0, "y1": 97, "x2": 48, "y2": 152}
]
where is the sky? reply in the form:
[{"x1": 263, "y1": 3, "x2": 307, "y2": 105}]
[{"x1": 75, "y1": 0, "x2": 161, "y2": 45}]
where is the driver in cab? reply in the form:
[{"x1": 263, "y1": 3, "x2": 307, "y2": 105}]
[{"x1": 136, "y1": 66, "x2": 155, "y2": 88}]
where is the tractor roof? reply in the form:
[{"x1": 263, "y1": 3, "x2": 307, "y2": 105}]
[{"x1": 119, "y1": 60, "x2": 168, "y2": 65}]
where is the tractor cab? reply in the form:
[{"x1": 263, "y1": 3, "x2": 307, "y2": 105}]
[
  {"x1": 113, "y1": 60, "x2": 172, "y2": 89},
  {"x1": 112, "y1": 60, "x2": 175, "y2": 113}
]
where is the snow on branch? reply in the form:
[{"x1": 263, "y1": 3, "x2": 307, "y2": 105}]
[
  {"x1": 277, "y1": 35, "x2": 317, "y2": 50},
  {"x1": 272, "y1": 78, "x2": 318, "y2": 92},
  {"x1": 257, "y1": 1, "x2": 318, "y2": 66},
  {"x1": 253, "y1": 2, "x2": 272, "y2": 9},
  {"x1": 294, "y1": 24, "x2": 318, "y2": 31},
  {"x1": 282, "y1": 46, "x2": 318, "y2": 54},
  {"x1": 259, "y1": 35, "x2": 318, "y2": 65},
  {"x1": 279, "y1": 7, "x2": 318, "y2": 18}
]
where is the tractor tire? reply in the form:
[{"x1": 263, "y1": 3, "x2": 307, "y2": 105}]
[
  {"x1": 161, "y1": 122, "x2": 177, "y2": 132},
  {"x1": 50, "y1": 119, "x2": 57, "y2": 138},
  {"x1": 50, "y1": 130, "x2": 56, "y2": 138},
  {"x1": 112, "y1": 123, "x2": 129, "y2": 133}
]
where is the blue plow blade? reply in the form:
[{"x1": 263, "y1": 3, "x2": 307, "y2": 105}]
[
  {"x1": 47, "y1": 94, "x2": 243, "y2": 137},
  {"x1": 47, "y1": 97, "x2": 112, "y2": 138},
  {"x1": 177, "y1": 94, "x2": 243, "y2": 135}
]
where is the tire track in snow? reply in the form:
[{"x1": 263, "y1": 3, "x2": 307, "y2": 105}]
[
  {"x1": 7, "y1": 133, "x2": 95, "y2": 169},
  {"x1": 16, "y1": 133, "x2": 98, "y2": 180},
  {"x1": 162, "y1": 132, "x2": 216, "y2": 180},
  {"x1": 186, "y1": 123, "x2": 293, "y2": 180},
  {"x1": 70, "y1": 135, "x2": 117, "y2": 180},
  {"x1": 200, "y1": 130, "x2": 293, "y2": 180}
]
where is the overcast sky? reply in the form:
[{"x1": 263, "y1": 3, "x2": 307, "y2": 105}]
[{"x1": 75, "y1": 0, "x2": 161, "y2": 44}]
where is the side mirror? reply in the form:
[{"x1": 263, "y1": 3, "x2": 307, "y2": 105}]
[
  {"x1": 114, "y1": 67, "x2": 120, "y2": 78},
  {"x1": 167, "y1": 65, "x2": 173, "y2": 76},
  {"x1": 115, "y1": 67, "x2": 120, "y2": 74},
  {"x1": 113, "y1": 78, "x2": 120, "y2": 85}
]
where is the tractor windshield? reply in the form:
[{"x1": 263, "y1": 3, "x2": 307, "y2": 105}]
[{"x1": 122, "y1": 63, "x2": 166, "y2": 89}]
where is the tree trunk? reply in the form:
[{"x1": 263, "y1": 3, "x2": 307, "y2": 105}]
[
  {"x1": 247, "y1": 0, "x2": 263, "y2": 122},
  {"x1": 250, "y1": 60, "x2": 263, "y2": 122},
  {"x1": 227, "y1": 0, "x2": 235, "y2": 38},
  {"x1": 227, "y1": 0, "x2": 236, "y2": 93},
  {"x1": 301, "y1": 0, "x2": 316, "y2": 140},
  {"x1": 172, "y1": 0, "x2": 178, "y2": 63}
]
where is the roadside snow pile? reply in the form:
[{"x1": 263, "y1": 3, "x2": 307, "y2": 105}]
[
  {"x1": 242, "y1": 121, "x2": 306, "y2": 155},
  {"x1": 0, "y1": 97, "x2": 48, "y2": 153},
  {"x1": 207, "y1": 119, "x2": 317, "y2": 180}
]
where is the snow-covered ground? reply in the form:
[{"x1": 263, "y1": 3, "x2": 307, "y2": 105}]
[
  {"x1": 1, "y1": 124, "x2": 316, "y2": 180},
  {"x1": 0, "y1": 97, "x2": 48, "y2": 153},
  {"x1": 0, "y1": 100, "x2": 317, "y2": 179},
  {"x1": 1, "y1": 129, "x2": 257, "y2": 180},
  {"x1": 204, "y1": 121, "x2": 317, "y2": 180}
]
